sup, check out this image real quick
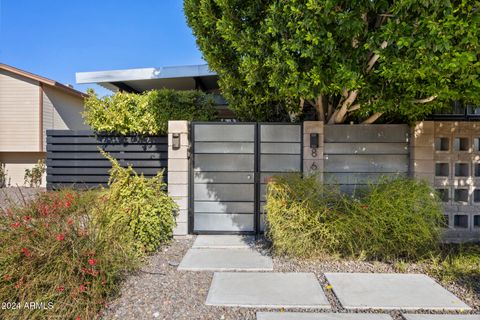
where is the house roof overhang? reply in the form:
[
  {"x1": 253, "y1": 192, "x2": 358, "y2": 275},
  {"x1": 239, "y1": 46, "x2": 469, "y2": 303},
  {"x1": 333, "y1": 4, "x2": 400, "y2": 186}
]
[{"x1": 75, "y1": 64, "x2": 219, "y2": 93}]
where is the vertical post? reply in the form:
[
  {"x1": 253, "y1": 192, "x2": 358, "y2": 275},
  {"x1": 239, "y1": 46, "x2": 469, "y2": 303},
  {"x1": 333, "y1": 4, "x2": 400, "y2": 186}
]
[
  {"x1": 168, "y1": 121, "x2": 190, "y2": 236},
  {"x1": 303, "y1": 121, "x2": 324, "y2": 180}
]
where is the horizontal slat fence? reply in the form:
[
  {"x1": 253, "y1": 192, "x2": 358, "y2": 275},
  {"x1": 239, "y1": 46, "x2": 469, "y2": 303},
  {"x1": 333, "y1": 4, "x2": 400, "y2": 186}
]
[
  {"x1": 46, "y1": 130, "x2": 168, "y2": 190},
  {"x1": 324, "y1": 124, "x2": 410, "y2": 193}
]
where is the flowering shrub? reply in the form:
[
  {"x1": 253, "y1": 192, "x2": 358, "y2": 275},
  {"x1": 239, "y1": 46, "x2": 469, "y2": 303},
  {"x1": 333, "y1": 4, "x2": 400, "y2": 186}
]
[
  {"x1": 0, "y1": 189, "x2": 141, "y2": 320},
  {"x1": 98, "y1": 151, "x2": 177, "y2": 253}
]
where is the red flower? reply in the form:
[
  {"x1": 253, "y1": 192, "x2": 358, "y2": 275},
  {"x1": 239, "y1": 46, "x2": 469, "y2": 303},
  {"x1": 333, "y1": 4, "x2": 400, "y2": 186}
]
[
  {"x1": 79, "y1": 284, "x2": 86, "y2": 293},
  {"x1": 67, "y1": 218, "x2": 74, "y2": 226},
  {"x1": 75, "y1": 317, "x2": 81, "y2": 320},
  {"x1": 21, "y1": 247, "x2": 31, "y2": 257},
  {"x1": 23, "y1": 215, "x2": 32, "y2": 222},
  {"x1": 3, "y1": 275, "x2": 11, "y2": 281},
  {"x1": 66, "y1": 193, "x2": 73, "y2": 200},
  {"x1": 64, "y1": 200, "x2": 72, "y2": 208},
  {"x1": 10, "y1": 222, "x2": 21, "y2": 228},
  {"x1": 88, "y1": 258, "x2": 97, "y2": 266},
  {"x1": 56, "y1": 286, "x2": 65, "y2": 292},
  {"x1": 56, "y1": 233, "x2": 65, "y2": 241}
]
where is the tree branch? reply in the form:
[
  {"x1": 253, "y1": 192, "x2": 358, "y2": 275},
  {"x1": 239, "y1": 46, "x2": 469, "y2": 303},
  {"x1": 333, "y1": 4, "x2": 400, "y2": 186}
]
[
  {"x1": 414, "y1": 95, "x2": 437, "y2": 104},
  {"x1": 315, "y1": 96, "x2": 325, "y2": 122},
  {"x1": 366, "y1": 41, "x2": 388, "y2": 73},
  {"x1": 361, "y1": 112, "x2": 383, "y2": 124},
  {"x1": 334, "y1": 90, "x2": 359, "y2": 123},
  {"x1": 348, "y1": 103, "x2": 361, "y2": 112}
]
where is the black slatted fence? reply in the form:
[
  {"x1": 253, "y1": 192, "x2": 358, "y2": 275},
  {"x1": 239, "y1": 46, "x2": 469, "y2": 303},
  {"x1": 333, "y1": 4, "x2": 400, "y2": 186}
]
[{"x1": 46, "y1": 130, "x2": 168, "y2": 190}]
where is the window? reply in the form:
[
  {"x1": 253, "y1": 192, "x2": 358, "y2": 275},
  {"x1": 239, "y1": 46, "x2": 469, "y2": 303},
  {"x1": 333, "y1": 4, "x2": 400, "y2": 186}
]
[
  {"x1": 435, "y1": 137, "x2": 449, "y2": 151},
  {"x1": 454, "y1": 189, "x2": 469, "y2": 203},
  {"x1": 454, "y1": 137, "x2": 469, "y2": 151},
  {"x1": 436, "y1": 189, "x2": 449, "y2": 202},
  {"x1": 454, "y1": 163, "x2": 469, "y2": 177},
  {"x1": 475, "y1": 163, "x2": 480, "y2": 177},
  {"x1": 435, "y1": 163, "x2": 449, "y2": 177},
  {"x1": 475, "y1": 138, "x2": 480, "y2": 152},
  {"x1": 454, "y1": 215, "x2": 469, "y2": 228},
  {"x1": 475, "y1": 189, "x2": 480, "y2": 203},
  {"x1": 474, "y1": 215, "x2": 480, "y2": 228}
]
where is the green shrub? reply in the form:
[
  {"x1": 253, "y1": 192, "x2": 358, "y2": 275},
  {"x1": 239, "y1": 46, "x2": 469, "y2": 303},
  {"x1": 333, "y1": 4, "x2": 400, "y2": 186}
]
[
  {"x1": 0, "y1": 189, "x2": 141, "y2": 320},
  {"x1": 24, "y1": 159, "x2": 46, "y2": 187},
  {"x1": 99, "y1": 152, "x2": 177, "y2": 253},
  {"x1": 265, "y1": 175, "x2": 444, "y2": 260},
  {"x1": 83, "y1": 89, "x2": 216, "y2": 135}
]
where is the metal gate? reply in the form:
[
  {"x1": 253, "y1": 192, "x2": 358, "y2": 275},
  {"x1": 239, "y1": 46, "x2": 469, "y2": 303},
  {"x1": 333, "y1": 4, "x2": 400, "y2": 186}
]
[{"x1": 190, "y1": 122, "x2": 302, "y2": 234}]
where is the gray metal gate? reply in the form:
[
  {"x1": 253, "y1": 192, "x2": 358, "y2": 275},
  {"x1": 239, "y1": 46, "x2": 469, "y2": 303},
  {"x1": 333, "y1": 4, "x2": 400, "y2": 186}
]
[{"x1": 190, "y1": 122, "x2": 302, "y2": 234}]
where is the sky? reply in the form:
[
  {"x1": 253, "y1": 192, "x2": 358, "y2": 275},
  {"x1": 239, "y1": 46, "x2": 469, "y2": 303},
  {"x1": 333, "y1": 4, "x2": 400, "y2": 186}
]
[{"x1": 0, "y1": 0, "x2": 206, "y2": 96}]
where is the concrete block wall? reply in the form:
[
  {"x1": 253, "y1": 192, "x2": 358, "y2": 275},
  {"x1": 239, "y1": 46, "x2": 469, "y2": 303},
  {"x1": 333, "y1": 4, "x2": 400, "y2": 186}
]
[
  {"x1": 303, "y1": 121, "x2": 324, "y2": 179},
  {"x1": 167, "y1": 121, "x2": 190, "y2": 236},
  {"x1": 411, "y1": 121, "x2": 480, "y2": 242}
]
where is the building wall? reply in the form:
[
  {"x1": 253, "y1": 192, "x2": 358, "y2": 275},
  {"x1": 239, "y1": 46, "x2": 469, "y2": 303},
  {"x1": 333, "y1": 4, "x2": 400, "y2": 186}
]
[
  {"x1": 42, "y1": 86, "x2": 88, "y2": 150},
  {"x1": 0, "y1": 69, "x2": 86, "y2": 187},
  {"x1": 0, "y1": 69, "x2": 40, "y2": 152},
  {"x1": 411, "y1": 121, "x2": 480, "y2": 242},
  {"x1": 0, "y1": 152, "x2": 46, "y2": 187}
]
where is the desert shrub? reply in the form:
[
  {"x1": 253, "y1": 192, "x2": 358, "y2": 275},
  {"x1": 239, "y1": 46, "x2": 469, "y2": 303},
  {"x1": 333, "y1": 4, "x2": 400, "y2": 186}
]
[
  {"x1": 427, "y1": 244, "x2": 480, "y2": 287},
  {"x1": 83, "y1": 89, "x2": 216, "y2": 135},
  {"x1": 0, "y1": 189, "x2": 142, "y2": 320},
  {"x1": 265, "y1": 175, "x2": 444, "y2": 260},
  {"x1": 335, "y1": 178, "x2": 444, "y2": 260},
  {"x1": 24, "y1": 159, "x2": 46, "y2": 187},
  {"x1": 99, "y1": 152, "x2": 177, "y2": 253}
]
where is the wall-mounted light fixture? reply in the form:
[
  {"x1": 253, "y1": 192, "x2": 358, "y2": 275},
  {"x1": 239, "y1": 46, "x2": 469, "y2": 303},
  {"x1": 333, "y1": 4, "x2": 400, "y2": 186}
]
[{"x1": 172, "y1": 133, "x2": 181, "y2": 150}]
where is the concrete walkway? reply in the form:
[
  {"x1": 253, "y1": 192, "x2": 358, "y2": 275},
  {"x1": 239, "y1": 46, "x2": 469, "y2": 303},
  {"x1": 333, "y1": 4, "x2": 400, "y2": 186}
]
[
  {"x1": 178, "y1": 235, "x2": 474, "y2": 315},
  {"x1": 178, "y1": 235, "x2": 273, "y2": 271},
  {"x1": 206, "y1": 272, "x2": 330, "y2": 308},
  {"x1": 325, "y1": 273, "x2": 471, "y2": 311}
]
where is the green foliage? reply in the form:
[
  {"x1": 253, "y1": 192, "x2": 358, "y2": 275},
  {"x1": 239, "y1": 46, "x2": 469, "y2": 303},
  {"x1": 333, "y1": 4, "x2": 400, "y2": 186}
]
[
  {"x1": 83, "y1": 89, "x2": 216, "y2": 135},
  {"x1": 0, "y1": 189, "x2": 142, "y2": 320},
  {"x1": 185, "y1": 0, "x2": 480, "y2": 122},
  {"x1": 100, "y1": 151, "x2": 177, "y2": 253},
  {"x1": 24, "y1": 159, "x2": 45, "y2": 187},
  {"x1": 265, "y1": 175, "x2": 444, "y2": 260},
  {"x1": 0, "y1": 162, "x2": 6, "y2": 188},
  {"x1": 426, "y1": 244, "x2": 480, "y2": 294}
]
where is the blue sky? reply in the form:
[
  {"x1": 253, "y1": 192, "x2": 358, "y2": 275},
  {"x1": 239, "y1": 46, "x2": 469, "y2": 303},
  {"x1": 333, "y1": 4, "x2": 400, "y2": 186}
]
[{"x1": 0, "y1": 0, "x2": 205, "y2": 95}]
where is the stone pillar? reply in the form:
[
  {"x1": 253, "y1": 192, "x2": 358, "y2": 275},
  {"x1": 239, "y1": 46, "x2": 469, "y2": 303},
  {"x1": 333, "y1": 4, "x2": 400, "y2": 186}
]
[
  {"x1": 167, "y1": 121, "x2": 190, "y2": 236},
  {"x1": 303, "y1": 121, "x2": 324, "y2": 179}
]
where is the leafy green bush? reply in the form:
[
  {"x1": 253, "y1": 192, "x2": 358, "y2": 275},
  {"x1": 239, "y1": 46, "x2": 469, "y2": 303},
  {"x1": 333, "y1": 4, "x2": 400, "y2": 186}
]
[
  {"x1": 99, "y1": 152, "x2": 177, "y2": 253},
  {"x1": 0, "y1": 189, "x2": 141, "y2": 320},
  {"x1": 265, "y1": 175, "x2": 444, "y2": 260},
  {"x1": 24, "y1": 159, "x2": 46, "y2": 187},
  {"x1": 83, "y1": 89, "x2": 216, "y2": 135}
]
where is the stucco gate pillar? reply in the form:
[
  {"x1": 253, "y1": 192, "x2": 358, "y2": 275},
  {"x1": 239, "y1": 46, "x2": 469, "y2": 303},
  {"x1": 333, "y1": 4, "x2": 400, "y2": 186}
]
[
  {"x1": 167, "y1": 121, "x2": 190, "y2": 236},
  {"x1": 303, "y1": 121, "x2": 324, "y2": 180}
]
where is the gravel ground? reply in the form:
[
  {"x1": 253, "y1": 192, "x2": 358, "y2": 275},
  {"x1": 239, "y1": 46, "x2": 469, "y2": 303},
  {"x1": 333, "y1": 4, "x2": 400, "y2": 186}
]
[
  {"x1": 0, "y1": 187, "x2": 44, "y2": 210},
  {"x1": 102, "y1": 237, "x2": 479, "y2": 320}
]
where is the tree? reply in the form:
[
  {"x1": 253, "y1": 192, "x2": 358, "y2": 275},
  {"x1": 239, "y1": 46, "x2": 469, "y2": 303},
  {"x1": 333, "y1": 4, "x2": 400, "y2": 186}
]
[{"x1": 184, "y1": 0, "x2": 480, "y2": 123}]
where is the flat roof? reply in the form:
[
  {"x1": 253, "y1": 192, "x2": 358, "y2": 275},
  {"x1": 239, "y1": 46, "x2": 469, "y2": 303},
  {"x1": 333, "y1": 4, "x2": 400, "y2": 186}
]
[{"x1": 76, "y1": 64, "x2": 219, "y2": 93}]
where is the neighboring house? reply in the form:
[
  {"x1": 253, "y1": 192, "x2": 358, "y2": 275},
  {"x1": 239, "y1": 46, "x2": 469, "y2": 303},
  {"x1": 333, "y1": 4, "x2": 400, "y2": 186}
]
[{"x1": 0, "y1": 63, "x2": 88, "y2": 187}]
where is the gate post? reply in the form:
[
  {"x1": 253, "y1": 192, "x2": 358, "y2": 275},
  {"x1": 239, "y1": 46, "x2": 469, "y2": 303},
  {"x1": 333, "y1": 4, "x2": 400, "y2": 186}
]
[
  {"x1": 303, "y1": 121, "x2": 324, "y2": 180},
  {"x1": 168, "y1": 121, "x2": 190, "y2": 236}
]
